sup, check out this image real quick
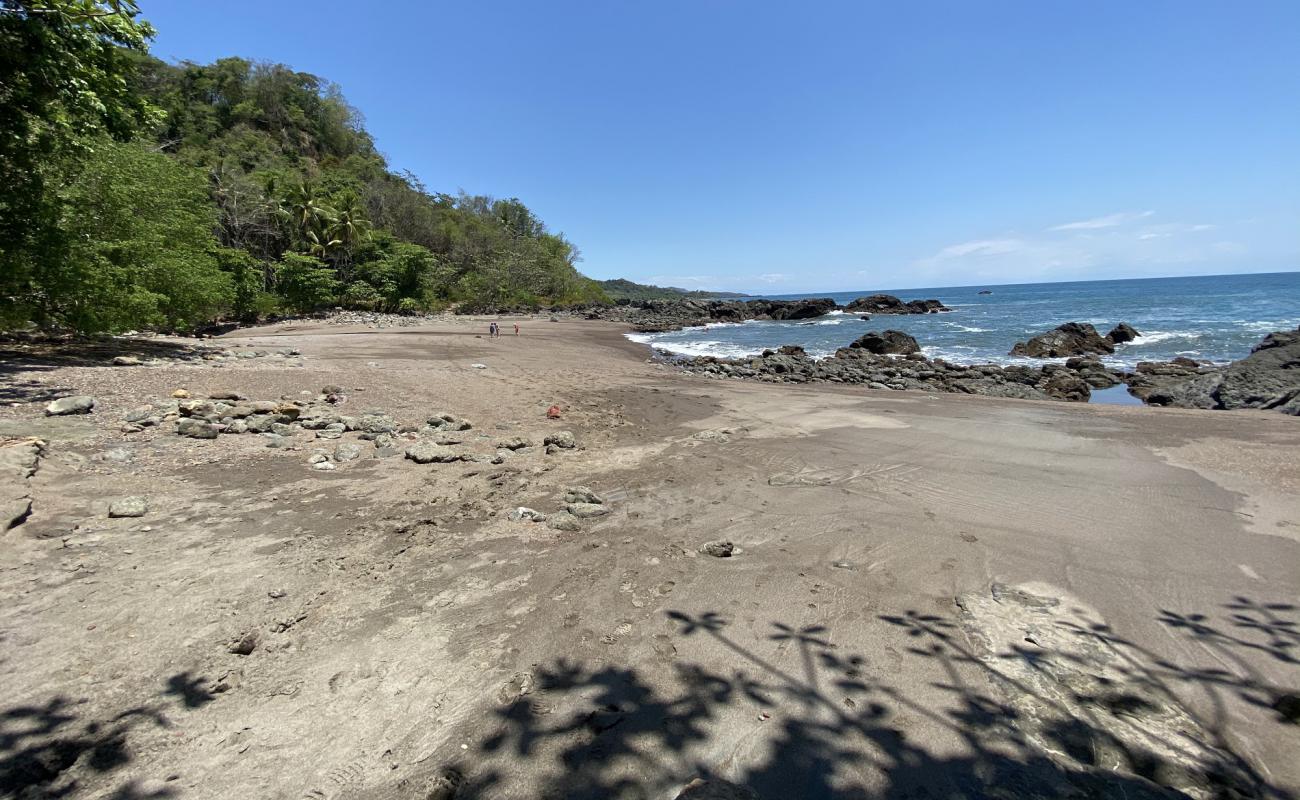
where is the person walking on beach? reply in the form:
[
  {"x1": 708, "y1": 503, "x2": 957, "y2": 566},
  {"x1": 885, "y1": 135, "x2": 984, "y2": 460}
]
[
  {"x1": 488, "y1": 322, "x2": 497, "y2": 338},
  {"x1": 513, "y1": 322, "x2": 520, "y2": 336}
]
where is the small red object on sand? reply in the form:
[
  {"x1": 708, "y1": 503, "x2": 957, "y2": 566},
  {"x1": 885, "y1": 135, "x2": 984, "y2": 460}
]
[{"x1": 546, "y1": 405, "x2": 562, "y2": 419}]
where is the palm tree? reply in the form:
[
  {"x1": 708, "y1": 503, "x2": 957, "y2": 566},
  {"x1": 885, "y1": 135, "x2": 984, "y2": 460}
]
[
  {"x1": 303, "y1": 228, "x2": 342, "y2": 261},
  {"x1": 327, "y1": 192, "x2": 372, "y2": 281},
  {"x1": 283, "y1": 181, "x2": 336, "y2": 244}
]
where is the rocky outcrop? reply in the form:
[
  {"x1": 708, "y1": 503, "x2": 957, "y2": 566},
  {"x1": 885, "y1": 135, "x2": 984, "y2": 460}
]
[
  {"x1": 846, "y1": 294, "x2": 950, "y2": 314},
  {"x1": 1010, "y1": 323, "x2": 1116, "y2": 358},
  {"x1": 675, "y1": 342, "x2": 1128, "y2": 402},
  {"x1": 1133, "y1": 326, "x2": 1300, "y2": 414},
  {"x1": 848, "y1": 330, "x2": 920, "y2": 355},
  {"x1": 585, "y1": 298, "x2": 843, "y2": 333},
  {"x1": 1011, "y1": 321, "x2": 1142, "y2": 358},
  {"x1": 1065, "y1": 357, "x2": 1122, "y2": 388},
  {"x1": 1106, "y1": 322, "x2": 1140, "y2": 344},
  {"x1": 1216, "y1": 327, "x2": 1300, "y2": 412},
  {"x1": 1, "y1": 438, "x2": 45, "y2": 532}
]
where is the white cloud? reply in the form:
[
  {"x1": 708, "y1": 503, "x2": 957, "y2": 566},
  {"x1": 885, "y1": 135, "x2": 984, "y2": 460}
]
[
  {"x1": 757, "y1": 273, "x2": 788, "y2": 284},
  {"x1": 929, "y1": 239, "x2": 1024, "y2": 261},
  {"x1": 1049, "y1": 210, "x2": 1154, "y2": 231}
]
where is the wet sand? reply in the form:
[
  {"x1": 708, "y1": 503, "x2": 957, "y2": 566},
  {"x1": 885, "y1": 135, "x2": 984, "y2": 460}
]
[{"x1": 1, "y1": 316, "x2": 1297, "y2": 799}]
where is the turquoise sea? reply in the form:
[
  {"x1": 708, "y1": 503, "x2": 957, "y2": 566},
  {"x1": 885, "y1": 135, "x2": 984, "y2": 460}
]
[{"x1": 627, "y1": 272, "x2": 1300, "y2": 368}]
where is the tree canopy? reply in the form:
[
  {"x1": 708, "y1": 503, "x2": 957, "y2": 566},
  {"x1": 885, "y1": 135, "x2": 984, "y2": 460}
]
[{"x1": 0, "y1": 0, "x2": 607, "y2": 332}]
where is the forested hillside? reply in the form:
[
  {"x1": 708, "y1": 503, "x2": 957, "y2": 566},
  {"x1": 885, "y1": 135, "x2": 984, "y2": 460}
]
[
  {"x1": 598, "y1": 279, "x2": 748, "y2": 302},
  {"x1": 0, "y1": 0, "x2": 607, "y2": 333}
]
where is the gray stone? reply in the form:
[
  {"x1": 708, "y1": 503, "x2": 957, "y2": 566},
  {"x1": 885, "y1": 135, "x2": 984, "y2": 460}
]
[
  {"x1": 566, "y1": 502, "x2": 609, "y2": 519},
  {"x1": 111, "y1": 355, "x2": 142, "y2": 366},
  {"x1": 223, "y1": 420, "x2": 249, "y2": 434},
  {"x1": 509, "y1": 507, "x2": 546, "y2": 522},
  {"x1": 334, "y1": 442, "x2": 363, "y2": 462},
  {"x1": 176, "y1": 418, "x2": 218, "y2": 439},
  {"x1": 311, "y1": 461, "x2": 336, "y2": 471},
  {"x1": 404, "y1": 441, "x2": 459, "y2": 464},
  {"x1": 108, "y1": 496, "x2": 149, "y2": 518},
  {"x1": 358, "y1": 413, "x2": 396, "y2": 434},
  {"x1": 546, "y1": 511, "x2": 581, "y2": 531},
  {"x1": 269, "y1": 422, "x2": 297, "y2": 437},
  {"x1": 315, "y1": 425, "x2": 345, "y2": 440},
  {"x1": 244, "y1": 414, "x2": 276, "y2": 433},
  {"x1": 228, "y1": 631, "x2": 259, "y2": 655},
  {"x1": 123, "y1": 406, "x2": 155, "y2": 423},
  {"x1": 699, "y1": 540, "x2": 735, "y2": 558},
  {"x1": 564, "y1": 486, "x2": 603, "y2": 504},
  {"x1": 427, "y1": 413, "x2": 472, "y2": 431},
  {"x1": 544, "y1": 431, "x2": 576, "y2": 449},
  {"x1": 497, "y1": 436, "x2": 533, "y2": 450},
  {"x1": 45, "y1": 395, "x2": 95, "y2": 416}
]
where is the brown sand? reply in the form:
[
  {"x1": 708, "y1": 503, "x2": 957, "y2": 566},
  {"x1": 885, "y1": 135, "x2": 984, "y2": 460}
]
[{"x1": 1, "y1": 316, "x2": 1298, "y2": 799}]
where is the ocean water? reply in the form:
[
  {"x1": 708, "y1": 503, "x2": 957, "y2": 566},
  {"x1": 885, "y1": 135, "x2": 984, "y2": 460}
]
[{"x1": 626, "y1": 272, "x2": 1300, "y2": 369}]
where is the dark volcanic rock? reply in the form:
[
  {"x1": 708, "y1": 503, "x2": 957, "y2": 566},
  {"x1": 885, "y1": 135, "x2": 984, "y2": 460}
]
[
  {"x1": 1042, "y1": 370, "x2": 1091, "y2": 402},
  {"x1": 1106, "y1": 322, "x2": 1140, "y2": 344},
  {"x1": 846, "y1": 294, "x2": 950, "y2": 314},
  {"x1": 1214, "y1": 326, "x2": 1300, "y2": 412},
  {"x1": 1065, "y1": 357, "x2": 1122, "y2": 389},
  {"x1": 598, "y1": 297, "x2": 842, "y2": 333},
  {"x1": 1010, "y1": 323, "x2": 1116, "y2": 358},
  {"x1": 1127, "y1": 326, "x2": 1300, "y2": 414},
  {"x1": 849, "y1": 330, "x2": 920, "y2": 355}
]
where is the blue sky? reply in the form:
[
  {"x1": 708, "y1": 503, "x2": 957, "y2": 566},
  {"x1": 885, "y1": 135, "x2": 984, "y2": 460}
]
[{"x1": 143, "y1": 1, "x2": 1300, "y2": 293}]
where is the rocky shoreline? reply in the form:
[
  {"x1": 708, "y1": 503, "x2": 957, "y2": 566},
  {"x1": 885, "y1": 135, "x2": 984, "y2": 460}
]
[
  {"x1": 579, "y1": 293, "x2": 950, "y2": 333},
  {"x1": 663, "y1": 324, "x2": 1300, "y2": 414}
]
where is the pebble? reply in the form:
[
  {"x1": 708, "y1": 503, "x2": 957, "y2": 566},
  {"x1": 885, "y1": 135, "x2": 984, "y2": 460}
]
[{"x1": 699, "y1": 540, "x2": 735, "y2": 558}]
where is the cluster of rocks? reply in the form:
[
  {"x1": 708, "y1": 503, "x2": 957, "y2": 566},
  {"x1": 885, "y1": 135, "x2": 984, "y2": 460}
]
[
  {"x1": 320, "y1": 310, "x2": 442, "y2": 328},
  {"x1": 1128, "y1": 326, "x2": 1300, "y2": 414},
  {"x1": 112, "y1": 385, "x2": 581, "y2": 467},
  {"x1": 845, "y1": 294, "x2": 950, "y2": 315},
  {"x1": 582, "y1": 294, "x2": 949, "y2": 334},
  {"x1": 105, "y1": 343, "x2": 301, "y2": 368},
  {"x1": 674, "y1": 322, "x2": 1300, "y2": 414},
  {"x1": 677, "y1": 330, "x2": 1111, "y2": 402},
  {"x1": 510, "y1": 486, "x2": 610, "y2": 532},
  {"x1": 1010, "y1": 322, "x2": 1140, "y2": 358}
]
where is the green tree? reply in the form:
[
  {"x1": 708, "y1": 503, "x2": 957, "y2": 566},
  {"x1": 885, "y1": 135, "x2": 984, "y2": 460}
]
[
  {"x1": 52, "y1": 140, "x2": 232, "y2": 331},
  {"x1": 274, "y1": 253, "x2": 337, "y2": 313},
  {"x1": 0, "y1": 0, "x2": 160, "y2": 326}
]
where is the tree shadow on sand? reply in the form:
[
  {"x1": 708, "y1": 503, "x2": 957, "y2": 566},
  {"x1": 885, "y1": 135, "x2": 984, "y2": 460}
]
[
  {"x1": 0, "y1": 337, "x2": 208, "y2": 405},
  {"x1": 444, "y1": 596, "x2": 1297, "y2": 800},
  {"x1": 0, "y1": 670, "x2": 213, "y2": 799}
]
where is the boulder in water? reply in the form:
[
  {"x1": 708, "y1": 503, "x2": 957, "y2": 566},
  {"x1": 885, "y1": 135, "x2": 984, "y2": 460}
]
[
  {"x1": 1106, "y1": 322, "x2": 1140, "y2": 344},
  {"x1": 1010, "y1": 323, "x2": 1115, "y2": 358},
  {"x1": 849, "y1": 330, "x2": 920, "y2": 355}
]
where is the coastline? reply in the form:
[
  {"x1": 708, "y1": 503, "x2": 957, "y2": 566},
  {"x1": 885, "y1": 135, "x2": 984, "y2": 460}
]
[{"x1": 1, "y1": 316, "x2": 1298, "y2": 798}]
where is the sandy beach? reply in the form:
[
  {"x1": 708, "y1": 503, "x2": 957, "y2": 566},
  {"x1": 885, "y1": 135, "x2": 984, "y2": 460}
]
[{"x1": 2, "y1": 316, "x2": 1298, "y2": 799}]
